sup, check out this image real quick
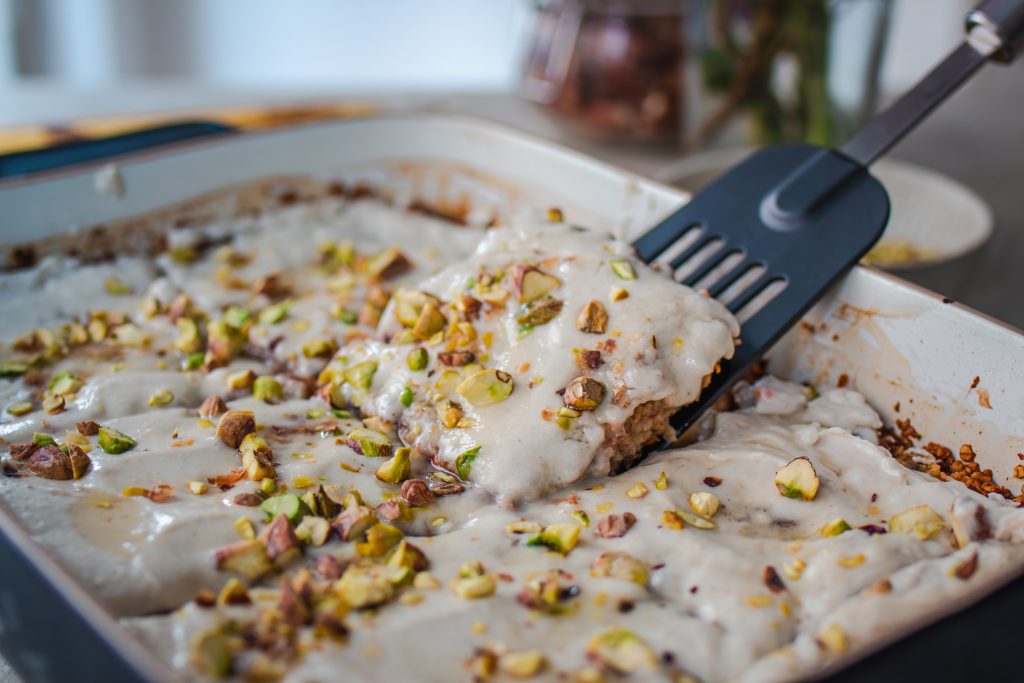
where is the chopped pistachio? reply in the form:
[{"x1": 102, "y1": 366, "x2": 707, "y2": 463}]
[
  {"x1": 450, "y1": 573, "x2": 496, "y2": 600},
  {"x1": 260, "y1": 479, "x2": 277, "y2": 495},
  {"x1": 516, "y1": 296, "x2": 564, "y2": 327},
  {"x1": 507, "y1": 520, "x2": 543, "y2": 535},
  {"x1": 260, "y1": 493, "x2": 310, "y2": 524},
  {"x1": 455, "y1": 445, "x2": 480, "y2": 480},
  {"x1": 234, "y1": 516, "x2": 256, "y2": 540},
  {"x1": 610, "y1": 287, "x2": 630, "y2": 302},
  {"x1": 392, "y1": 290, "x2": 442, "y2": 327},
  {"x1": 654, "y1": 471, "x2": 669, "y2": 490},
  {"x1": 147, "y1": 388, "x2": 174, "y2": 407},
  {"x1": 0, "y1": 361, "x2": 28, "y2": 378},
  {"x1": 609, "y1": 259, "x2": 637, "y2": 281},
  {"x1": 355, "y1": 523, "x2": 404, "y2": 557},
  {"x1": 241, "y1": 435, "x2": 275, "y2": 481},
  {"x1": 98, "y1": 426, "x2": 136, "y2": 454},
  {"x1": 258, "y1": 302, "x2": 289, "y2": 325},
  {"x1": 6, "y1": 401, "x2": 34, "y2": 417},
  {"x1": 251, "y1": 376, "x2": 282, "y2": 403},
  {"x1": 501, "y1": 650, "x2": 547, "y2": 679},
  {"x1": 456, "y1": 368, "x2": 514, "y2": 407},
  {"x1": 216, "y1": 577, "x2": 249, "y2": 607},
  {"x1": 301, "y1": 485, "x2": 341, "y2": 519},
  {"x1": 589, "y1": 551, "x2": 649, "y2": 585},
  {"x1": 527, "y1": 523, "x2": 580, "y2": 555},
  {"x1": 226, "y1": 368, "x2": 256, "y2": 391},
  {"x1": 216, "y1": 410, "x2": 255, "y2": 448},
  {"x1": 817, "y1": 623, "x2": 848, "y2": 654},
  {"x1": 576, "y1": 300, "x2": 609, "y2": 334},
  {"x1": 41, "y1": 393, "x2": 65, "y2": 414},
  {"x1": 516, "y1": 267, "x2": 561, "y2": 303},
  {"x1": 183, "y1": 352, "x2": 204, "y2": 370},
  {"x1": 302, "y1": 337, "x2": 338, "y2": 358},
  {"x1": 48, "y1": 371, "x2": 83, "y2": 396},
  {"x1": 33, "y1": 432, "x2": 56, "y2": 447},
  {"x1": 295, "y1": 516, "x2": 331, "y2": 546},
  {"x1": 291, "y1": 474, "x2": 315, "y2": 489},
  {"x1": 332, "y1": 505, "x2": 377, "y2": 541},
  {"x1": 365, "y1": 246, "x2": 412, "y2": 280},
  {"x1": 122, "y1": 486, "x2": 149, "y2": 497},
  {"x1": 819, "y1": 518, "x2": 852, "y2": 537},
  {"x1": 586, "y1": 628, "x2": 655, "y2": 674},
  {"x1": 175, "y1": 318, "x2": 203, "y2": 354},
  {"x1": 675, "y1": 508, "x2": 716, "y2": 529},
  {"x1": 67, "y1": 444, "x2": 91, "y2": 479},
  {"x1": 689, "y1": 491, "x2": 720, "y2": 518},
  {"x1": 214, "y1": 540, "x2": 273, "y2": 581},
  {"x1": 206, "y1": 319, "x2": 245, "y2": 363},
  {"x1": 413, "y1": 572, "x2": 441, "y2": 590},
  {"x1": 387, "y1": 540, "x2": 429, "y2": 573},
  {"x1": 335, "y1": 564, "x2": 396, "y2": 609},
  {"x1": 563, "y1": 376, "x2": 605, "y2": 411},
  {"x1": 104, "y1": 276, "x2": 133, "y2": 295},
  {"x1": 626, "y1": 482, "x2": 649, "y2": 499},
  {"x1": 346, "y1": 428, "x2": 393, "y2": 457},
  {"x1": 774, "y1": 456, "x2": 820, "y2": 501},
  {"x1": 343, "y1": 360, "x2": 378, "y2": 390},
  {"x1": 571, "y1": 510, "x2": 590, "y2": 527},
  {"x1": 782, "y1": 558, "x2": 806, "y2": 580},
  {"x1": 889, "y1": 505, "x2": 948, "y2": 540},
  {"x1": 189, "y1": 626, "x2": 235, "y2": 679},
  {"x1": 399, "y1": 386, "x2": 414, "y2": 408},
  {"x1": 187, "y1": 480, "x2": 208, "y2": 495},
  {"x1": 662, "y1": 509, "x2": 685, "y2": 530},
  {"x1": 406, "y1": 347, "x2": 429, "y2": 371},
  {"x1": 546, "y1": 207, "x2": 564, "y2": 222},
  {"x1": 375, "y1": 447, "x2": 412, "y2": 484}
]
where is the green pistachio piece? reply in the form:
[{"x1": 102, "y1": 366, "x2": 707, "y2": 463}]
[
  {"x1": 563, "y1": 376, "x2": 605, "y2": 411},
  {"x1": 774, "y1": 457, "x2": 820, "y2": 501},
  {"x1": 609, "y1": 258, "x2": 637, "y2": 280},
  {"x1": 576, "y1": 300, "x2": 609, "y2": 334},
  {"x1": 225, "y1": 368, "x2": 256, "y2": 391},
  {"x1": 587, "y1": 628, "x2": 655, "y2": 674},
  {"x1": 515, "y1": 266, "x2": 561, "y2": 303},
  {"x1": 455, "y1": 445, "x2": 480, "y2": 480},
  {"x1": 399, "y1": 386, "x2": 414, "y2": 407},
  {"x1": 889, "y1": 505, "x2": 947, "y2": 540},
  {"x1": 294, "y1": 516, "x2": 331, "y2": 546},
  {"x1": 387, "y1": 539, "x2": 429, "y2": 572},
  {"x1": 0, "y1": 362, "x2": 29, "y2": 378},
  {"x1": 213, "y1": 539, "x2": 273, "y2": 581},
  {"x1": 331, "y1": 504, "x2": 376, "y2": 541},
  {"x1": 206, "y1": 319, "x2": 246, "y2": 363},
  {"x1": 175, "y1": 317, "x2": 203, "y2": 354},
  {"x1": 392, "y1": 290, "x2": 443, "y2": 328},
  {"x1": 260, "y1": 493, "x2": 310, "y2": 524},
  {"x1": 104, "y1": 276, "x2": 133, "y2": 295},
  {"x1": 689, "y1": 491, "x2": 720, "y2": 518},
  {"x1": 258, "y1": 302, "x2": 289, "y2": 325},
  {"x1": 527, "y1": 523, "x2": 580, "y2": 555},
  {"x1": 365, "y1": 247, "x2": 412, "y2": 280},
  {"x1": 501, "y1": 651, "x2": 547, "y2": 678},
  {"x1": 147, "y1": 389, "x2": 174, "y2": 407},
  {"x1": 346, "y1": 428, "x2": 393, "y2": 457},
  {"x1": 189, "y1": 626, "x2": 235, "y2": 679},
  {"x1": 33, "y1": 432, "x2": 56, "y2": 447},
  {"x1": 183, "y1": 352, "x2": 205, "y2": 370},
  {"x1": 343, "y1": 360, "x2": 378, "y2": 390},
  {"x1": 355, "y1": 523, "x2": 404, "y2": 557},
  {"x1": 375, "y1": 447, "x2": 412, "y2": 484},
  {"x1": 516, "y1": 296, "x2": 563, "y2": 327},
  {"x1": 456, "y1": 368, "x2": 514, "y2": 407},
  {"x1": 589, "y1": 551, "x2": 649, "y2": 585},
  {"x1": 405, "y1": 350, "x2": 425, "y2": 370},
  {"x1": 48, "y1": 371, "x2": 82, "y2": 396},
  {"x1": 98, "y1": 426, "x2": 136, "y2": 454},
  {"x1": 819, "y1": 517, "x2": 852, "y2": 537},
  {"x1": 302, "y1": 337, "x2": 338, "y2": 358},
  {"x1": 335, "y1": 564, "x2": 395, "y2": 609},
  {"x1": 253, "y1": 376, "x2": 284, "y2": 403},
  {"x1": 224, "y1": 306, "x2": 251, "y2": 329},
  {"x1": 300, "y1": 485, "x2": 341, "y2": 519},
  {"x1": 450, "y1": 573, "x2": 496, "y2": 600},
  {"x1": 411, "y1": 303, "x2": 446, "y2": 340},
  {"x1": 6, "y1": 401, "x2": 35, "y2": 416},
  {"x1": 571, "y1": 510, "x2": 590, "y2": 527}
]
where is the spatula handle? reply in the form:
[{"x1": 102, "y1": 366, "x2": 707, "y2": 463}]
[{"x1": 840, "y1": 0, "x2": 1024, "y2": 167}]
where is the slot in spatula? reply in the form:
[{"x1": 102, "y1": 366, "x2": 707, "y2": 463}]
[{"x1": 636, "y1": 0, "x2": 1024, "y2": 438}]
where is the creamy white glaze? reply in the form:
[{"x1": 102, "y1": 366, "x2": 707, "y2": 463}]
[{"x1": 2, "y1": 198, "x2": 1022, "y2": 683}]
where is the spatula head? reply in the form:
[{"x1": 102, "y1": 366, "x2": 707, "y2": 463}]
[{"x1": 634, "y1": 144, "x2": 890, "y2": 436}]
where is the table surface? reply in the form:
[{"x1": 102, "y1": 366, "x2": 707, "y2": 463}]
[{"x1": 1, "y1": 66, "x2": 1022, "y2": 682}]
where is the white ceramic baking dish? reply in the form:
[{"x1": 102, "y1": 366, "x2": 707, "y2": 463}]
[{"x1": 1, "y1": 113, "x2": 1023, "y2": 682}]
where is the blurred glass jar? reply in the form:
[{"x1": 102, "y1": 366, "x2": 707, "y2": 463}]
[{"x1": 521, "y1": 0, "x2": 892, "y2": 149}]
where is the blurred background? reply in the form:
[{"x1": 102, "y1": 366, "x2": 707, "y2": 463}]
[{"x1": 0, "y1": 0, "x2": 1021, "y2": 329}]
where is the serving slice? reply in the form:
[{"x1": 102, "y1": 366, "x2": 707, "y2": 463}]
[{"x1": 322, "y1": 215, "x2": 738, "y2": 503}]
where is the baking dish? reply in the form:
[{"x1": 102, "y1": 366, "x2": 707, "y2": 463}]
[{"x1": 1, "y1": 113, "x2": 1023, "y2": 682}]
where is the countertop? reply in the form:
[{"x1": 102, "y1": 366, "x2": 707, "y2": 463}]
[{"x1": 1, "y1": 64, "x2": 1022, "y2": 682}]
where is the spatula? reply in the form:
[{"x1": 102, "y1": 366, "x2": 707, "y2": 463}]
[{"x1": 635, "y1": 0, "x2": 1024, "y2": 438}]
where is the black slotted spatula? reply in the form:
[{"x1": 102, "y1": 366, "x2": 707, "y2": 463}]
[{"x1": 635, "y1": 0, "x2": 1024, "y2": 439}]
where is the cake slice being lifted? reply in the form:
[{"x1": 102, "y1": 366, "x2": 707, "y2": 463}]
[{"x1": 321, "y1": 214, "x2": 739, "y2": 504}]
